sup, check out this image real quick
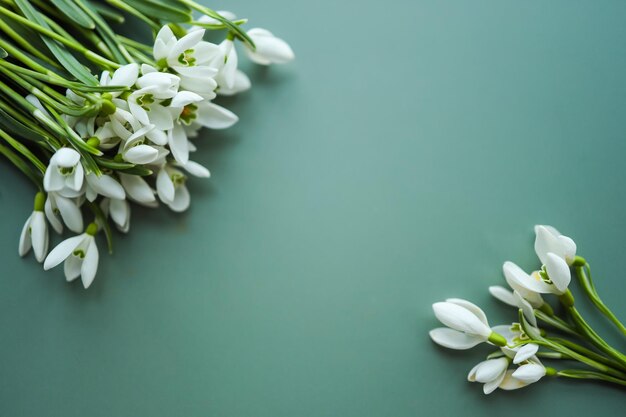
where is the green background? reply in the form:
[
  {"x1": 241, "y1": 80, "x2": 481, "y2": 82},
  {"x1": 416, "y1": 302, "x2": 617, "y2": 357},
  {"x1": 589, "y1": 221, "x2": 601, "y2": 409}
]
[{"x1": 1, "y1": 0, "x2": 625, "y2": 415}]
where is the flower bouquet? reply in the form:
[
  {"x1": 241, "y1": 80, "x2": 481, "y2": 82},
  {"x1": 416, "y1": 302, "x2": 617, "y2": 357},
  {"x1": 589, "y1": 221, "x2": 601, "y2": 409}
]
[
  {"x1": 430, "y1": 225, "x2": 626, "y2": 393},
  {"x1": 0, "y1": 0, "x2": 293, "y2": 288}
]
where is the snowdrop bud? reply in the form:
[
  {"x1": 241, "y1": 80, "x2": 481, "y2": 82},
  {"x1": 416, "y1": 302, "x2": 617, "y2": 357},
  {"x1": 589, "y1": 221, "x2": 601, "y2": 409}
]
[
  {"x1": 85, "y1": 172, "x2": 125, "y2": 202},
  {"x1": 467, "y1": 357, "x2": 509, "y2": 394},
  {"x1": 44, "y1": 192, "x2": 83, "y2": 234},
  {"x1": 512, "y1": 363, "x2": 546, "y2": 384},
  {"x1": 245, "y1": 28, "x2": 294, "y2": 65},
  {"x1": 534, "y1": 225, "x2": 577, "y2": 265},
  {"x1": 430, "y1": 299, "x2": 504, "y2": 350}
]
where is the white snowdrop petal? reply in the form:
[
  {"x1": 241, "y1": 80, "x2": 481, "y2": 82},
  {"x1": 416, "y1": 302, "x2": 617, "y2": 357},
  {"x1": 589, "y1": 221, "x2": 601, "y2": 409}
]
[
  {"x1": 45, "y1": 197, "x2": 64, "y2": 234},
  {"x1": 124, "y1": 145, "x2": 159, "y2": 164},
  {"x1": 489, "y1": 286, "x2": 517, "y2": 307},
  {"x1": 111, "y1": 63, "x2": 139, "y2": 87},
  {"x1": 432, "y1": 302, "x2": 491, "y2": 337},
  {"x1": 475, "y1": 358, "x2": 508, "y2": 383},
  {"x1": 445, "y1": 298, "x2": 489, "y2": 327},
  {"x1": 483, "y1": 369, "x2": 507, "y2": 394},
  {"x1": 513, "y1": 344, "x2": 539, "y2": 364},
  {"x1": 64, "y1": 255, "x2": 82, "y2": 281},
  {"x1": 171, "y1": 91, "x2": 204, "y2": 108},
  {"x1": 44, "y1": 234, "x2": 85, "y2": 270},
  {"x1": 169, "y1": 29, "x2": 205, "y2": 62},
  {"x1": 156, "y1": 168, "x2": 175, "y2": 203},
  {"x1": 428, "y1": 328, "x2": 485, "y2": 350},
  {"x1": 52, "y1": 148, "x2": 80, "y2": 167},
  {"x1": 503, "y1": 261, "x2": 553, "y2": 294},
  {"x1": 195, "y1": 101, "x2": 238, "y2": 129},
  {"x1": 55, "y1": 195, "x2": 83, "y2": 233},
  {"x1": 18, "y1": 213, "x2": 33, "y2": 256},
  {"x1": 545, "y1": 253, "x2": 571, "y2": 293},
  {"x1": 30, "y1": 212, "x2": 48, "y2": 262},
  {"x1": 169, "y1": 124, "x2": 189, "y2": 164},
  {"x1": 498, "y1": 370, "x2": 527, "y2": 390},
  {"x1": 109, "y1": 199, "x2": 129, "y2": 228},
  {"x1": 512, "y1": 363, "x2": 545, "y2": 384},
  {"x1": 168, "y1": 185, "x2": 190, "y2": 212},
  {"x1": 183, "y1": 160, "x2": 210, "y2": 178},
  {"x1": 80, "y1": 239, "x2": 99, "y2": 289},
  {"x1": 86, "y1": 173, "x2": 126, "y2": 200},
  {"x1": 120, "y1": 174, "x2": 155, "y2": 204}
]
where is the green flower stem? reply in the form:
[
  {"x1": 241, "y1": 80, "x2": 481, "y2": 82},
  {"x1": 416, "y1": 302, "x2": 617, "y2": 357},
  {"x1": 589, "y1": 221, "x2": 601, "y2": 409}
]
[
  {"x1": 519, "y1": 310, "x2": 626, "y2": 380},
  {"x1": 0, "y1": 128, "x2": 46, "y2": 173},
  {"x1": 189, "y1": 18, "x2": 249, "y2": 31},
  {"x1": 568, "y1": 306, "x2": 626, "y2": 369},
  {"x1": 0, "y1": 37, "x2": 54, "y2": 75},
  {"x1": 575, "y1": 259, "x2": 626, "y2": 336},
  {"x1": 178, "y1": 0, "x2": 255, "y2": 49},
  {"x1": 535, "y1": 351, "x2": 568, "y2": 360},
  {"x1": 0, "y1": 78, "x2": 69, "y2": 140},
  {"x1": 0, "y1": 141, "x2": 42, "y2": 187},
  {"x1": 557, "y1": 369, "x2": 626, "y2": 387},
  {"x1": 106, "y1": 0, "x2": 160, "y2": 32},
  {"x1": 0, "y1": 13, "x2": 58, "y2": 67},
  {"x1": 534, "y1": 309, "x2": 578, "y2": 336},
  {"x1": 0, "y1": 6, "x2": 120, "y2": 69},
  {"x1": 0, "y1": 97, "x2": 59, "y2": 148},
  {"x1": 547, "y1": 336, "x2": 626, "y2": 372},
  {"x1": 117, "y1": 36, "x2": 152, "y2": 55},
  {"x1": 0, "y1": 65, "x2": 94, "y2": 117},
  {"x1": 74, "y1": 0, "x2": 133, "y2": 64}
]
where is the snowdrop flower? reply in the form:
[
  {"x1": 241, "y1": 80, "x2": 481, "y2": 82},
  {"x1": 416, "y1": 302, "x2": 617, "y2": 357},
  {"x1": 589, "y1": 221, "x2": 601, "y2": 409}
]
[
  {"x1": 85, "y1": 172, "x2": 125, "y2": 202},
  {"x1": 468, "y1": 357, "x2": 509, "y2": 394},
  {"x1": 430, "y1": 298, "x2": 506, "y2": 350},
  {"x1": 156, "y1": 165, "x2": 190, "y2": 212},
  {"x1": 119, "y1": 125, "x2": 160, "y2": 164},
  {"x1": 18, "y1": 192, "x2": 49, "y2": 263},
  {"x1": 499, "y1": 358, "x2": 547, "y2": 391},
  {"x1": 101, "y1": 198, "x2": 130, "y2": 233},
  {"x1": 245, "y1": 28, "x2": 295, "y2": 65},
  {"x1": 153, "y1": 26, "x2": 220, "y2": 96},
  {"x1": 44, "y1": 192, "x2": 83, "y2": 234},
  {"x1": 210, "y1": 39, "x2": 250, "y2": 96},
  {"x1": 43, "y1": 148, "x2": 84, "y2": 197},
  {"x1": 119, "y1": 173, "x2": 157, "y2": 207},
  {"x1": 535, "y1": 225, "x2": 576, "y2": 265},
  {"x1": 489, "y1": 286, "x2": 539, "y2": 327},
  {"x1": 167, "y1": 91, "x2": 238, "y2": 164},
  {"x1": 503, "y1": 259, "x2": 570, "y2": 296},
  {"x1": 491, "y1": 323, "x2": 539, "y2": 360},
  {"x1": 44, "y1": 223, "x2": 100, "y2": 289}
]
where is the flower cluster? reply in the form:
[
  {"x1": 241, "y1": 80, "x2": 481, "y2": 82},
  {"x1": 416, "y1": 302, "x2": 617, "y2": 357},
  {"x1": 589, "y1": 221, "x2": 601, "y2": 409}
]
[
  {"x1": 9, "y1": 5, "x2": 293, "y2": 289},
  {"x1": 430, "y1": 225, "x2": 626, "y2": 393}
]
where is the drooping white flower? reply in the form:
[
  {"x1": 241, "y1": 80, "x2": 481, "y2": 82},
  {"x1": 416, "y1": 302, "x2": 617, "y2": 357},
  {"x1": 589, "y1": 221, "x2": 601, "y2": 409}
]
[
  {"x1": 499, "y1": 358, "x2": 547, "y2": 391},
  {"x1": 44, "y1": 192, "x2": 83, "y2": 234},
  {"x1": 85, "y1": 172, "x2": 126, "y2": 202},
  {"x1": 43, "y1": 223, "x2": 100, "y2": 289},
  {"x1": 156, "y1": 165, "x2": 192, "y2": 212},
  {"x1": 491, "y1": 323, "x2": 539, "y2": 360},
  {"x1": 19, "y1": 193, "x2": 48, "y2": 263},
  {"x1": 535, "y1": 225, "x2": 576, "y2": 265},
  {"x1": 512, "y1": 343, "x2": 539, "y2": 364},
  {"x1": 503, "y1": 259, "x2": 570, "y2": 296},
  {"x1": 245, "y1": 28, "x2": 295, "y2": 65},
  {"x1": 43, "y1": 148, "x2": 84, "y2": 197},
  {"x1": 430, "y1": 299, "x2": 505, "y2": 349},
  {"x1": 467, "y1": 357, "x2": 509, "y2": 394}
]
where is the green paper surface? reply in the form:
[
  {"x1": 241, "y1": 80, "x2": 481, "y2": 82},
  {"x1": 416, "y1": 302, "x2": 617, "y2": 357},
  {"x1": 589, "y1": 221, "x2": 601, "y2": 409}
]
[{"x1": 1, "y1": 0, "x2": 625, "y2": 415}]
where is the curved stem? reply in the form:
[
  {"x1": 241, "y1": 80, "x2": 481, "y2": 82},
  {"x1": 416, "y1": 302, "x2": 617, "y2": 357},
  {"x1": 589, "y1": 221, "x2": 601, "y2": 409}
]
[
  {"x1": 557, "y1": 370, "x2": 626, "y2": 387},
  {"x1": 535, "y1": 309, "x2": 579, "y2": 336},
  {"x1": 576, "y1": 260, "x2": 626, "y2": 336}
]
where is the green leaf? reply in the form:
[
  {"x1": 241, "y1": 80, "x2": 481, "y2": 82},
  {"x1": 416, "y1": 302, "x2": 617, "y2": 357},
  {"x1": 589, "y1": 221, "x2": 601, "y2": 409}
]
[
  {"x1": 50, "y1": 0, "x2": 95, "y2": 29},
  {"x1": 91, "y1": 2, "x2": 125, "y2": 24},
  {"x1": 13, "y1": 0, "x2": 98, "y2": 85},
  {"x1": 0, "y1": 106, "x2": 50, "y2": 145},
  {"x1": 122, "y1": 0, "x2": 192, "y2": 23}
]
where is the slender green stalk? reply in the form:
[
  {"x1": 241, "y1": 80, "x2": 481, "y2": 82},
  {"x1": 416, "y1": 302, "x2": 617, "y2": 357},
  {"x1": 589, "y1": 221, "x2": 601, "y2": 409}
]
[
  {"x1": 535, "y1": 309, "x2": 578, "y2": 336},
  {"x1": 568, "y1": 306, "x2": 626, "y2": 368},
  {"x1": 575, "y1": 259, "x2": 626, "y2": 335},
  {"x1": 557, "y1": 370, "x2": 626, "y2": 387},
  {"x1": 0, "y1": 128, "x2": 46, "y2": 173},
  {"x1": 548, "y1": 336, "x2": 626, "y2": 372}
]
